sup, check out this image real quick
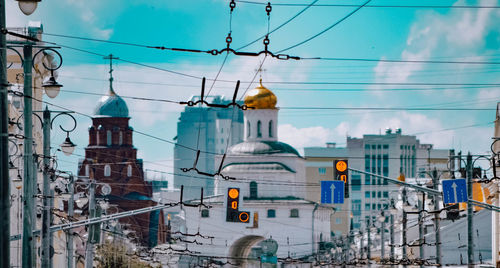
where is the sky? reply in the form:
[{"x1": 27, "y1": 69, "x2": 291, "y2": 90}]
[{"x1": 6, "y1": 0, "x2": 500, "y2": 181}]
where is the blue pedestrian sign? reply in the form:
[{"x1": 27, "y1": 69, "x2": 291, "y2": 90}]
[
  {"x1": 442, "y1": 179, "x2": 468, "y2": 204},
  {"x1": 321, "y1": 181, "x2": 344, "y2": 204}
]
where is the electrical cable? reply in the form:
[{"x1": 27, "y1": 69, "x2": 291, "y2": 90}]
[{"x1": 276, "y1": 0, "x2": 371, "y2": 53}]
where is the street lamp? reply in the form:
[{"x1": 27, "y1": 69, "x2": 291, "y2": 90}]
[
  {"x1": 60, "y1": 133, "x2": 76, "y2": 156},
  {"x1": 16, "y1": 0, "x2": 41, "y2": 16},
  {"x1": 42, "y1": 74, "x2": 62, "y2": 98}
]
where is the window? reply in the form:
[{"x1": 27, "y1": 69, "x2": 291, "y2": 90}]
[
  {"x1": 201, "y1": 209, "x2": 209, "y2": 218},
  {"x1": 250, "y1": 181, "x2": 258, "y2": 199},
  {"x1": 268, "y1": 120, "x2": 273, "y2": 137},
  {"x1": 365, "y1": 204, "x2": 370, "y2": 210},
  {"x1": 119, "y1": 131, "x2": 123, "y2": 145},
  {"x1": 221, "y1": 138, "x2": 224, "y2": 144},
  {"x1": 335, "y1": 218, "x2": 342, "y2": 224},
  {"x1": 365, "y1": 175, "x2": 371, "y2": 185},
  {"x1": 364, "y1": 144, "x2": 370, "y2": 150},
  {"x1": 290, "y1": 209, "x2": 299, "y2": 218},
  {"x1": 96, "y1": 132, "x2": 100, "y2": 145},
  {"x1": 365, "y1": 191, "x2": 370, "y2": 198},
  {"x1": 318, "y1": 167, "x2": 326, "y2": 175},
  {"x1": 377, "y1": 191, "x2": 381, "y2": 198},
  {"x1": 127, "y1": 165, "x2": 132, "y2": 177},
  {"x1": 104, "y1": 164, "x2": 111, "y2": 177},
  {"x1": 85, "y1": 165, "x2": 89, "y2": 176},
  {"x1": 221, "y1": 128, "x2": 224, "y2": 133},
  {"x1": 267, "y1": 209, "x2": 276, "y2": 218},
  {"x1": 106, "y1": 130, "x2": 112, "y2": 146},
  {"x1": 383, "y1": 191, "x2": 388, "y2": 198},
  {"x1": 247, "y1": 121, "x2": 251, "y2": 137},
  {"x1": 372, "y1": 204, "x2": 376, "y2": 210},
  {"x1": 383, "y1": 144, "x2": 389, "y2": 149},
  {"x1": 257, "y1": 120, "x2": 262, "y2": 137},
  {"x1": 372, "y1": 191, "x2": 376, "y2": 198}
]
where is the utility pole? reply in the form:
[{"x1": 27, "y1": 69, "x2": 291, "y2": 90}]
[
  {"x1": 418, "y1": 194, "x2": 424, "y2": 262},
  {"x1": 402, "y1": 187, "x2": 407, "y2": 261},
  {"x1": 359, "y1": 231, "x2": 364, "y2": 259},
  {"x1": 66, "y1": 175, "x2": 74, "y2": 268},
  {"x1": 41, "y1": 107, "x2": 51, "y2": 268},
  {"x1": 22, "y1": 41, "x2": 34, "y2": 268},
  {"x1": 432, "y1": 168, "x2": 441, "y2": 265},
  {"x1": 85, "y1": 179, "x2": 96, "y2": 268},
  {"x1": 0, "y1": 1, "x2": 10, "y2": 267},
  {"x1": 380, "y1": 211, "x2": 385, "y2": 261},
  {"x1": 466, "y1": 153, "x2": 474, "y2": 267},
  {"x1": 390, "y1": 214, "x2": 394, "y2": 262},
  {"x1": 366, "y1": 218, "x2": 371, "y2": 261}
]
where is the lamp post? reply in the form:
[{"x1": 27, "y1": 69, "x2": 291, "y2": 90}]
[
  {"x1": 6, "y1": 34, "x2": 64, "y2": 268},
  {"x1": 40, "y1": 107, "x2": 76, "y2": 268},
  {"x1": 378, "y1": 211, "x2": 386, "y2": 261},
  {"x1": 2, "y1": 1, "x2": 42, "y2": 265}
]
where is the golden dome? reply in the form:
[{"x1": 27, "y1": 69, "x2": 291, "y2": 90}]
[{"x1": 244, "y1": 80, "x2": 277, "y2": 109}]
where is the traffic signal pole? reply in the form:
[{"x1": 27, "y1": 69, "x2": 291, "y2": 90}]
[{"x1": 466, "y1": 153, "x2": 474, "y2": 267}]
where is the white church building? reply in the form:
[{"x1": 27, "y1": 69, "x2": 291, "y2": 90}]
[{"x1": 179, "y1": 81, "x2": 333, "y2": 266}]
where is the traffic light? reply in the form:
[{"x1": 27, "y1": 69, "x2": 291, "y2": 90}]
[
  {"x1": 226, "y1": 188, "x2": 250, "y2": 223},
  {"x1": 334, "y1": 160, "x2": 349, "y2": 198}
]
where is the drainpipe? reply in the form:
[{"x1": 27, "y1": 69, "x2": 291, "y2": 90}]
[{"x1": 312, "y1": 203, "x2": 319, "y2": 255}]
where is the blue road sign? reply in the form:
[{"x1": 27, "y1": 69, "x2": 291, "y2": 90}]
[
  {"x1": 321, "y1": 181, "x2": 344, "y2": 204},
  {"x1": 442, "y1": 179, "x2": 468, "y2": 204}
]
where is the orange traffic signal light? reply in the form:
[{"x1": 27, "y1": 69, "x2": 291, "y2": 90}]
[
  {"x1": 334, "y1": 160, "x2": 349, "y2": 198},
  {"x1": 226, "y1": 188, "x2": 250, "y2": 223}
]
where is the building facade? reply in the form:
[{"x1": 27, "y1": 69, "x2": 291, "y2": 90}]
[
  {"x1": 177, "y1": 81, "x2": 332, "y2": 266},
  {"x1": 174, "y1": 95, "x2": 244, "y2": 199},
  {"x1": 305, "y1": 129, "x2": 452, "y2": 232},
  {"x1": 77, "y1": 84, "x2": 166, "y2": 247}
]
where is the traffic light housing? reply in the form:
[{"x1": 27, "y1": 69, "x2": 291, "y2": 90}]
[
  {"x1": 334, "y1": 160, "x2": 349, "y2": 198},
  {"x1": 226, "y1": 188, "x2": 250, "y2": 223}
]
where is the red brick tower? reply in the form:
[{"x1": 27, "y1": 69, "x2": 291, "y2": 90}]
[{"x1": 77, "y1": 56, "x2": 165, "y2": 247}]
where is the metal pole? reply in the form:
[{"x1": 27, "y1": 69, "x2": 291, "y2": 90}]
[
  {"x1": 360, "y1": 231, "x2": 364, "y2": 259},
  {"x1": 367, "y1": 218, "x2": 371, "y2": 260},
  {"x1": 66, "y1": 175, "x2": 74, "y2": 268},
  {"x1": 22, "y1": 43, "x2": 34, "y2": 268},
  {"x1": 402, "y1": 187, "x2": 407, "y2": 261},
  {"x1": 466, "y1": 153, "x2": 474, "y2": 267},
  {"x1": 432, "y1": 169, "x2": 441, "y2": 265},
  {"x1": 418, "y1": 194, "x2": 424, "y2": 262},
  {"x1": 390, "y1": 214, "x2": 394, "y2": 261},
  {"x1": 85, "y1": 180, "x2": 96, "y2": 268},
  {"x1": 381, "y1": 212, "x2": 385, "y2": 261},
  {"x1": 0, "y1": 1, "x2": 10, "y2": 267},
  {"x1": 41, "y1": 107, "x2": 50, "y2": 268}
]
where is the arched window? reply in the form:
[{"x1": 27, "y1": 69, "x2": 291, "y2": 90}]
[
  {"x1": 247, "y1": 121, "x2": 251, "y2": 138},
  {"x1": 250, "y1": 181, "x2": 258, "y2": 199},
  {"x1": 127, "y1": 165, "x2": 132, "y2": 177},
  {"x1": 104, "y1": 164, "x2": 111, "y2": 177},
  {"x1": 106, "y1": 130, "x2": 112, "y2": 146},
  {"x1": 85, "y1": 165, "x2": 89, "y2": 176},
  {"x1": 290, "y1": 208, "x2": 299, "y2": 218},
  {"x1": 268, "y1": 120, "x2": 273, "y2": 137},
  {"x1": 257, "y1": 120, "x2": 262, "y2": 138},
  {"x1": 119, "y1": 131, "x2": 123, "y2": 145}
]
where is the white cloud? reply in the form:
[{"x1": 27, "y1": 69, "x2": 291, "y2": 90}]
[
  {"x1": 373, "y1": 0, "x2": 500, "y2": 87},
  {"x1": 278, "y1": 124, "x2": 335, "y2": 150}
]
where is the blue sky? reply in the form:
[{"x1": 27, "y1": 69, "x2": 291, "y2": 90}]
[{"x1": 6, "y1": 0, "x2": 500, "y2": 179}]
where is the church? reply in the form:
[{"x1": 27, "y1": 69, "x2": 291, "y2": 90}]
[
  {"x1": 180, "y1": 80, "x2": 332, "y2": 265},
  {"x1": 77, "y1": 70, "x2": 166, "y2": 247}
]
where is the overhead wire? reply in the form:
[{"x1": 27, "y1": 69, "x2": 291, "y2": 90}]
[{"x1": 276, "y1": 0, "x2": 372, "y2": 53}]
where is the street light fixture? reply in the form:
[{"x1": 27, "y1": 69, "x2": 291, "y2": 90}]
[
  {"x1": 42, "y1": 74, "x2": 62, "y2": 98},
  {"x1": 16, "y1": 0, "x2": 41, "y2": 16},
  {"x1": 60, "y1": 134, "x2": 76, "y2": 156}
]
